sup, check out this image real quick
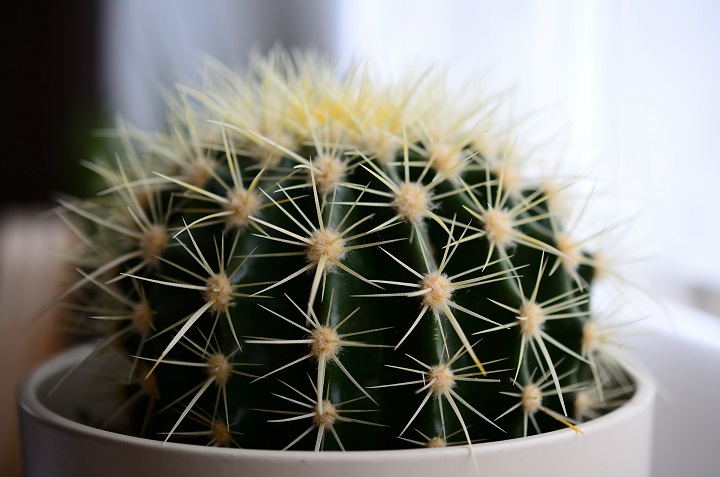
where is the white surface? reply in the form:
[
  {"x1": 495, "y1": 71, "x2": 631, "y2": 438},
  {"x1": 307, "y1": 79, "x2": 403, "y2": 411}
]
[{"x1": 623, "y1": 300, "x2": 720, "y2": 477}]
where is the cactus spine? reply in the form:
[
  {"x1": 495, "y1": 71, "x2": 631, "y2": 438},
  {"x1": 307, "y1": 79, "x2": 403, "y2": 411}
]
[{"x1": 58, "y1": 49, "x2": 633, "y2": 451}]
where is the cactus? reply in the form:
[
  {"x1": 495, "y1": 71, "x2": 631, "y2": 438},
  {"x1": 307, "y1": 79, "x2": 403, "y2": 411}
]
[{"x1": 56, "y1": 49, "x2": 634, "y2": 452}]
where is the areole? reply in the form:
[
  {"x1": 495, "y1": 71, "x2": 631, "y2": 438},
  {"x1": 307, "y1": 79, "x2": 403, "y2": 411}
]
[{"x1": 18, "y1": 345, "x2": 656, "y2": 477}]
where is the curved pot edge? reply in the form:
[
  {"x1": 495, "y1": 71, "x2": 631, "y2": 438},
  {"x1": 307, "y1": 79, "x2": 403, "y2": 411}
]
[{"x1": 17, "y1": 344, "x2": 656, "y2": 476}]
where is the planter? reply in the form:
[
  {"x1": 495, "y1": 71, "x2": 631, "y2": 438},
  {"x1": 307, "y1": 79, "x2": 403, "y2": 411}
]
[{"x1": 18, "y1": 344, "x2": 655, "y2": 477}]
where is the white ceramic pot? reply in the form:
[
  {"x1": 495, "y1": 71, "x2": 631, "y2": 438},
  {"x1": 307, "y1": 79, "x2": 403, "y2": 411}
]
[{"x1": 18, "y1": 345, "x2": 655, "y2": 477}]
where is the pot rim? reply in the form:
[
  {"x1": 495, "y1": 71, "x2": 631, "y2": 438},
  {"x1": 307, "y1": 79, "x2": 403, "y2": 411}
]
[{"x1": 18, "y1": 344, "x2": 655, "y2": 461}]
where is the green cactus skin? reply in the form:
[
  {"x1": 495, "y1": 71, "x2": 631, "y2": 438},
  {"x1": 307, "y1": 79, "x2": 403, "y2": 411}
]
[{"x1": 57, "y1": 49, "x2": 634, "y2": 451}]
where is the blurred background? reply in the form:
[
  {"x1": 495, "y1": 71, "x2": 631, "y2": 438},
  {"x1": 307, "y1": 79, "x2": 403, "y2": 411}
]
[{"x1": 2, "y1": 1, "x2": 719, "y2": 475}]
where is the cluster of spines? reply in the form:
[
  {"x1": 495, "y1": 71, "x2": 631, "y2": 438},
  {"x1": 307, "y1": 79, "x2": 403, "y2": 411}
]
[{"x1": 53, "y1": 48, "x2": 635, "y2": 452}]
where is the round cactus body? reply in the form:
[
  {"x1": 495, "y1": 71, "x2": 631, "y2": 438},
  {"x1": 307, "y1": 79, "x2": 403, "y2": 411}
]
[{"x1": 57, "y1": 49, "x2": 633, "y2": 451}]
